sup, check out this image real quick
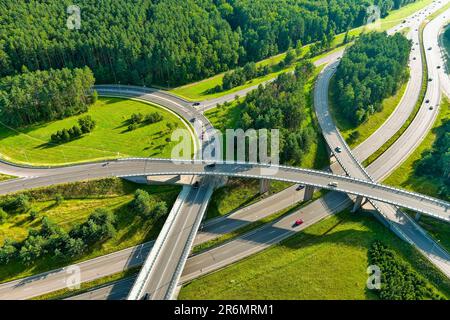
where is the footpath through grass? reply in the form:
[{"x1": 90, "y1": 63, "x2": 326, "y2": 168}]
[
  {"x1": 179, "y1": 210, "x2": 450, "y2": 300},
  {"x1": 0, "y1": 97, "x2": 190, "y2": 166},
  {"x1": 384, "y1": 99, "x2": 450, "y2": 252},
  {"x1": 0, "y1": 178, "x2": 180, "y2": 283}
]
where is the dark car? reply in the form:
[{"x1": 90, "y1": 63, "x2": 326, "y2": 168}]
[
  {"x1": 296, "y1": 185, "x2": 305, "y2": 191},
  {"x1": 206, "y1": 163, "x2": 216, "y2": 169},
  {"x1": 193, "y1": 102, "x2": 200, "y2": 107}
]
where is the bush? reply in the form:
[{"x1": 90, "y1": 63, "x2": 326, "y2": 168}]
[
  {"x1": 70, "y1": 208, "x2": 116, "y2": 245},
  {"x1": 153, "y1": 201, "x2": 168, "y2": 219},
  {"x1": 145, "y1": 112, "x2": 163, "y2": 124},
  {"x1": 0, "y1": 208, "x2": 7, "y2": 223},
  {"x1": 130, "y1": 113, "x2": 144, "y2": 124},
  {"x1": 0, "y1": 239, "x2": 18, "y2": 265},
  {"x1": 131, "y1": 189, "x2": 155, "y2": 217},
  {"x1": 29, "y1": 209, "x2": 39, "y2": 220},
  {"x1": 128, "y1": 123, "x2": 138, "y2": 131},
  {"x1": 78, "y1": 115, "x2": 96, "y2": 133},
  {"x1": 55, "y1": 194, "x2": 64, "y2": 205}
]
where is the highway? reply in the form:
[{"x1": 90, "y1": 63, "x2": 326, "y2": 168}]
[
  {"x1": 434, "y1": 11, "x2": 450, "y2": 97},
  {"x1": 314, "y1": 2, "x2": 450, "y2": 279},
  {"x1": 128, "y1": 182, "x2": 214, "y2": 300},
  {"x1": 0, "y1": 0, "x2": 446, "y2": 300}
]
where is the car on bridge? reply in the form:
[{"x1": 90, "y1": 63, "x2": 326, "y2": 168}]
[
  {"x1": 328, "y1": 182, "x2": 338, "y2": 188},
  {"x1": 205, "y1": 163, "x2": 216, "y2": 169},
  {"x1": 293, "y1": 219, "x2": 304, "y2": 227}
]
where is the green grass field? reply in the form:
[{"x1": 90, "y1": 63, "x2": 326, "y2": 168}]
[
  {"x1": 170, "y1": 0, "x2": 433, "y2": 102},
  {"x1": 384, "y1": 99, "x2": 449, "y2": 252},
  {"x1": 330, "y1": 79, "x2": 409, "y2": 148},
  {"x1": 0, "y1": 97, "x2": 191, "y2": 166},
  {"x1": 0, "y1": 179, "x2": 180, "y2": 283},
  {"x1": 205, "y1": 179, "x2": 291, "y2": 220},
  {"x1": 179, "y1": 210, "x2": 450, "y2": 300}
]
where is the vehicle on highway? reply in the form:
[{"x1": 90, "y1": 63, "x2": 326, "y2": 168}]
[
  {"x1": 293, "y1": 219, "x2": 304, "y2": 227},
  {"x1": 425, "y1": 99, "x2": 430, "y2": 103},
  {"x1": 193, "y1": 102, "x2": 200, "y2": 107},
  {"x1": 428, "y1": 47, "x2": 432, "y2": 50},
  {"x1": 190, "y1": 118, "x2": 196, "y2": 123},
  {"x1": 296, "y1": 185, "x2": 305, "y2": 191},
  {"x1": 205, "y1": 163, "x2": 216, "y2": 169},
  {"x1": 335, "y1": 146, "x2": 342, "y2": 153},
  {"x1": 429, "y1": 106, "x2": 434, "y2": 110},
  {"x1": 428, "y1": 78, "x2": 433, "y2": 82},
  {"x1": 328, "y1": 182, "x2": 338, "y2": 187},
  {"x1": 437, "y1": 66, "x2": 441, "y2": 69},
  {"x1": 142, "y1": 293, "x2": 150, "y2": 300}
]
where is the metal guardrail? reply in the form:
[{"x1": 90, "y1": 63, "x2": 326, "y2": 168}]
[
  {"x1": 165, "y1": 184, "x2": 214, "y2": 299},
  {"x1": 127, "y1": 186, "x2": 191, "y2": 300},
  {"x1": 118, "y1": 157, "x2": 450, "y2": 209}
]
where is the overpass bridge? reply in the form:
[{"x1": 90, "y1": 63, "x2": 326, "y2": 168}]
[{"x1": 0, "y1": 159, "x2": 448, "y2": 223}]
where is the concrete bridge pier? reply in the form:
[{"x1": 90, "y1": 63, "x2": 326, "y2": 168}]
[
  {"x1": 303, "y1": 185, "x2": 315, "y2": 201},
  {"x1": 352, "y1": 195, "x2": 365, "y2": 213},
  {"x1": 260, "y1": 179, "x2": 270, "y2": 194}
]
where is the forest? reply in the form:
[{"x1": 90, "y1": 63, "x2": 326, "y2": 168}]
[
  {"x1": 333, "y1": 32, "x2": 411, "y2": 125},
  {"x1": 237, "y1": 63, "x2": 316, "y2": 164},
  {"x1": 0, "y1": 67, "x2": 96, "y2": 127},
  {"x1": 415, "y1": 119, "x2": 450, "y2": 200},
  {"x1": 0, "y1": 0, "x2": 418, "y2": 88}
]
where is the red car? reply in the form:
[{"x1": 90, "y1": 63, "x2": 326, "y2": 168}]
[{"x1": 294, "y1": 219, "x2": 304, "y2": 227}]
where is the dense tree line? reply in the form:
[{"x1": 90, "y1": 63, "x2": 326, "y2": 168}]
[
  {"x1": 368, "y1": 241, "x2": 444, "y2": 300},
  {"x1": 0, "y1": 67, "x2": 96, "y2": 127},
  {"x1": 415, "y1": 119, "x2": 450, "y2": 200},
  {"x1": 236, "y1": 62, "x2": 316, "y2": 164},
  {"x1": 0, "y1": 0, "x2": 418, "y2": 87},
  {"x1": 333, "y1": 32, "x2": 411, "y2": 125}
]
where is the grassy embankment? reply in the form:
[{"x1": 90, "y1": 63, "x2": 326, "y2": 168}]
[
  {"x1": 179, "y1": 210, "x2": 450, "y2": 300},
  {"x1": 0, "y1": 178, "x2": 180, "y2": 283},
  {"x1": 384, "y1": 99, "x2": 449, "y2": 252},
  {"x1": 0, "y1": 97, "x2": 191, "y2": 166}
]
